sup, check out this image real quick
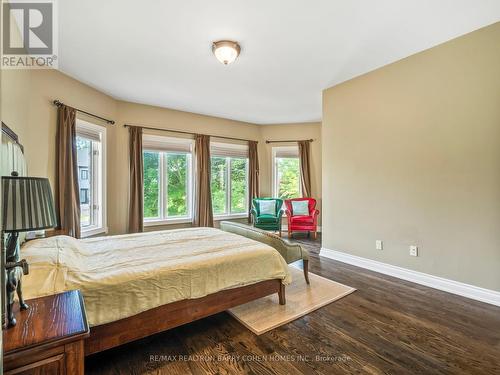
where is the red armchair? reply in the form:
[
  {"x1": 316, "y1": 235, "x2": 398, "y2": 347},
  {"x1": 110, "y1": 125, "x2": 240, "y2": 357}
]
[{"x1": 284, "y1": 198, "x2": 320, "y2": 239}]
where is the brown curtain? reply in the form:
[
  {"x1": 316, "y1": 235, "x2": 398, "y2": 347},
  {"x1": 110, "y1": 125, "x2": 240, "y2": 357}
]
[
  {"x1": 128, "y1": 126, "x2": 144, "y2": 233},
  {"x1": 248, "y1": 141, "x2": 260, "y2": 223},
  {"x1": 55, "y1": 105, "x2": 80, "y2": 238},
  {"x1": 298, "y1": 140, "x2": 312, "y2": 197},
  {"x1": 193, "y1": 134, "x2": 213, "y2": 227}
]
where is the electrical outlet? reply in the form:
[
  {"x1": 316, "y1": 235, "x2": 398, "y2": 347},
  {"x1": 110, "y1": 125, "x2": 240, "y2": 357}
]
[
  {"x1": 409, "y1": 246, "x2": 418, "y2": 257},
  {"x1": 376, "y1": 240, "x2": 383, "y2": 250}
]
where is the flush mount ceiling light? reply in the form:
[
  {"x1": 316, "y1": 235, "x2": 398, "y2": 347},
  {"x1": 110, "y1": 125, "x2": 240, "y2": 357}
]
[{"x1": 212, "y1": 40, "x2": 241, "y2": 65}]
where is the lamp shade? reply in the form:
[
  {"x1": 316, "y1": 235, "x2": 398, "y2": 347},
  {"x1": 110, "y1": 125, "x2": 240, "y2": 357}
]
[{"x1": 2, "y1": 176, "x2": 57, "y2": 232}]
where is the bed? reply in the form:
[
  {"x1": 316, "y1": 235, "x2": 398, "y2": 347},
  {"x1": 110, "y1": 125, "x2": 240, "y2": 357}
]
[{"x1": 21, "y1": 227, "x2": 291, "y2": 355}]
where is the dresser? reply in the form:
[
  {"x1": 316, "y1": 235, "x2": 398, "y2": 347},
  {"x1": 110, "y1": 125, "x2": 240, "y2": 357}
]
[{"x1": 3, "y1": 290, "x2": 89, "y2": 374}]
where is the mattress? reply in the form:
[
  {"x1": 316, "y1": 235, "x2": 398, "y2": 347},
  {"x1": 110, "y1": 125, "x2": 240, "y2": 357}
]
[{"x1": 21, "y1": 227, "x2": 291, "y2": 326}]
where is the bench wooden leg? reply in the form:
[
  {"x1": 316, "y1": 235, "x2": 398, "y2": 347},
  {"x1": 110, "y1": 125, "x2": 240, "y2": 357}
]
[
  {"x1": 278, "y1": 283, "x2": 286, "y2": 305},
  {"x1": 303, "y1": 259, "x2": 310, "y2": 284}
]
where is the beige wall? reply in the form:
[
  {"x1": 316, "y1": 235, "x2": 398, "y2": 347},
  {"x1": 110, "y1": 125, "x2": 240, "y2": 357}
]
[
  {"x1": 1, "y1": 70, "x2": 31, "y2": 140},
  {"x1": 1, "y1": 70, "x2": 322, "y2": 235},
  {"x1": 1, "y1": 69, "x2": 117, "y2": 187},
  {"x1": 322, "y1": 22, "x2": 500, "y2": 291}
]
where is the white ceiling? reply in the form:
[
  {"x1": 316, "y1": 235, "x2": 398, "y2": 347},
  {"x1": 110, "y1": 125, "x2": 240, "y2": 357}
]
[{"x1": 58, "y1": 0, "x2": 500, "y2": 124}]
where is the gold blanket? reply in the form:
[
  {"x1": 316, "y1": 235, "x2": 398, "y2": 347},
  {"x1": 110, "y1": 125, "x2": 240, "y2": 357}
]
[{"x1": 21, "y1": 227, "x2": 291, "y2": 326}]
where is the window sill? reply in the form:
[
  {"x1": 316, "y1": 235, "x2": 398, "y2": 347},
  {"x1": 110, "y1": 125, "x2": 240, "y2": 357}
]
[
  {"x1": 144, "y1": 218, "x2": 193, "y2": 227},
  {"x1": 214, "y1": 214, "x2": 247, "y2": 221},
  {"x1": 81, "y1": 226, "x2": 108, "y2": 238},
  {"x1": 144, "y1": 214, "x2": 247, "y2": 226}
]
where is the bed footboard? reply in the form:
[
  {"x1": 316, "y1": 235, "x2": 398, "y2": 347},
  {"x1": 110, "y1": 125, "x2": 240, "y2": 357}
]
[{"x1": 85, "y1": 278, "x2": 284, "y2": 355}]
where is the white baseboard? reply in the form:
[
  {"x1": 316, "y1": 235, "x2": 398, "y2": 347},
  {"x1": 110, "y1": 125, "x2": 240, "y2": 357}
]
[{"x1": 320, "y1": 248, "x2": 500, "y2": 307}]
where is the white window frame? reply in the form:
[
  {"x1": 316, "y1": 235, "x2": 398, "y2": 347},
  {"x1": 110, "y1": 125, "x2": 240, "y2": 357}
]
[
  {"x1": 143, "y1": 136, "x2": 194, "y2": 226},
  {"x1": 210, "y1": 155, "x2": 249, "y2": 220},
  {"x1": 76, "y1": 119, "x2": 107, "y2": 238},
  {"x1": 210, "y1": 142, "x2": 249, "y2": 220},
  {"x1": 272, "y1": 146, "x2": 301, "y2": 199}
]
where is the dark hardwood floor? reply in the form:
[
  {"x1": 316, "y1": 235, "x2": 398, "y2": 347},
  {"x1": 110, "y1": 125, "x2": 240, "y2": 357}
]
[{"x1": 86, "y1": 234, "x2": 500, "y2": 374}]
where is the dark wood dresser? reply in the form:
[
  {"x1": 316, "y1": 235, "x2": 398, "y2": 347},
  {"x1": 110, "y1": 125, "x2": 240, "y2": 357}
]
[{"x1": 3, "y1": 290, "x2": 89, "y2": 374}]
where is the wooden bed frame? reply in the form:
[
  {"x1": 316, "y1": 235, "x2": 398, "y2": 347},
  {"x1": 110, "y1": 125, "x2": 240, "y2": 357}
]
[{"x1": 85, "y1": 279, "x2": 285, "y2": 355}]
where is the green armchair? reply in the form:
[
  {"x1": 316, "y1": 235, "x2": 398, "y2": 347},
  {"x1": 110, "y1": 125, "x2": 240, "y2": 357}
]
[{"x1": 251, "y1": 198, "x2": 284, "y2": 236}]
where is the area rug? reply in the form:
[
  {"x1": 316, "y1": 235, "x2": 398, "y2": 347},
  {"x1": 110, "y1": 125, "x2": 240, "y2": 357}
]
[{"x1": 228, "y1": 266, "x2": 356, "y2": 334}]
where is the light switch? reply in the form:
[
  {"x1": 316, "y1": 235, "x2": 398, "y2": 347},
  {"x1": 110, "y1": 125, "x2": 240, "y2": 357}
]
[{"x1": 376, "y1": 240, "x2": 383, "y2": 250}]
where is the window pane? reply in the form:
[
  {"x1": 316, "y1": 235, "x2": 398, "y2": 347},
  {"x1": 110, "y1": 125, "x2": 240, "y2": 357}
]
[
  {"x1": 143, "y1": 151, "x2": 160, "y2": 218},
  {"x1": 230, "y1": 158, "x2": 247, "y2": 214},
  {"x1": 76, "y1": 137, "x2": 92, "y2": 227},
  {"x1": 166, "y1": 153, "x2": 188, "y2": 217},
  {"x1": 211, "y1": 157, "x2": 227, "y2": 215},
  {"x1": 277, "y1": 157, "x2": 300, "y2": 199}
]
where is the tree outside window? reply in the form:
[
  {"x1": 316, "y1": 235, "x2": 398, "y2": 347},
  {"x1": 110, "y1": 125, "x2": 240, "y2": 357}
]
[
  {"x1": 211, "y1": 156, "x2": 248, "y2": 216},
  {"x1": 166, "y1": 154, "x2": 189, "y2": 217},
  {"x1": 143, "y1": 150, "x2": 192, "y2": 221},
  {"x1": 143, "y1": 151, "x2": 159, "y2": 218},
  {"x1": 276, "y1": 157, "x2": 301, "y2": 199},
  {"x1": 273, "y1": 146, "x2": 301, "y2": 200}
]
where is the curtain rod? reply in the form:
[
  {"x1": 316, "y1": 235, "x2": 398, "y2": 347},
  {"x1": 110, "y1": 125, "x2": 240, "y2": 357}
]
[
  {"x1": 265, "y1": 139, "x2": 313, "y2": 144},
  {"x1": 53, "y1": 100, "x2": 115, "y2": 125},
  {"x1": 1, "y1": 122, "x2": 24, "y2": 152},
  {"x1": 123, "y1": 124, "x2": 258, "y2": 143}
]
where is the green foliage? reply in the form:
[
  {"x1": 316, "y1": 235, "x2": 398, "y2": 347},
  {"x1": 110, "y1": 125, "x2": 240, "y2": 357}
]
[
  {"x1": 166, "y1": 154, "x2": 188, "y2": 217},
  {"x1": 143, "y1": 152, "x2": 159, "y2": 218},
  {"x1": 211, "y1": 157, "x2": 227, "y2": 215},
  {"x1": 230, "y1": 158, "x2": 247, "y2": 213},
  {"x1": 210, "y1": 157, "x2": 248, "y2": 215},
  {"x1": 143, "y1": 152, "x2": 248, "y2": 219},
  {"x1": 277, "y1": 158, "x2": 300, "y2": 199},
  {"x1": 143, "y1": 152, "x2": 190, "y2": 219}
]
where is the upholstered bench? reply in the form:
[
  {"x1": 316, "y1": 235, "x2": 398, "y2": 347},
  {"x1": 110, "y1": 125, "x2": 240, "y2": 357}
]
[{"x1": 220, "y1": 221, "x2": 310, "y2": 284}]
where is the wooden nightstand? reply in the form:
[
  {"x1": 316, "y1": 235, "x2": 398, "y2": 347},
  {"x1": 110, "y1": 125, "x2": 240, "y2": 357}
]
[{"x1": 3, "y1": 290, "x2": 89, "y2": 374}]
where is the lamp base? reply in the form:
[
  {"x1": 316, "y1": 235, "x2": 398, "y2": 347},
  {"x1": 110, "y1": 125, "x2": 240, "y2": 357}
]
[{"x1": 5, "y1": 232, "x2": 30, "y2": 328}]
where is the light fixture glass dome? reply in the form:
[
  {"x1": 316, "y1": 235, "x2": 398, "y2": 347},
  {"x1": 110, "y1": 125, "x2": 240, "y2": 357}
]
[{"x1": 212, "y1": 40, "x2": 241, "y2": 65}]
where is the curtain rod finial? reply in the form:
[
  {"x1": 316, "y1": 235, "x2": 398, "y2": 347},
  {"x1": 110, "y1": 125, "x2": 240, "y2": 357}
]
[{"x1": 52, "y1": 99, "x2": 115, "y2": 125}]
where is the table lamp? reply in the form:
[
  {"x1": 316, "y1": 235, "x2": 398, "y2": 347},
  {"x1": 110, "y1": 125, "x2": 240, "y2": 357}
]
[{"x1": 2, "y1": 173, "x2": 57, "y2": 327}]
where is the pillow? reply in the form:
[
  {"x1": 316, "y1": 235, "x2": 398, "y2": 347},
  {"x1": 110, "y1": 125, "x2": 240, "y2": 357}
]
[
  {"x1": 291, "y1": 200, "x2": 309, "y2": 216},
  {"x1": 258, "y1": 200, "x2": 276, "y2": 216}
]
